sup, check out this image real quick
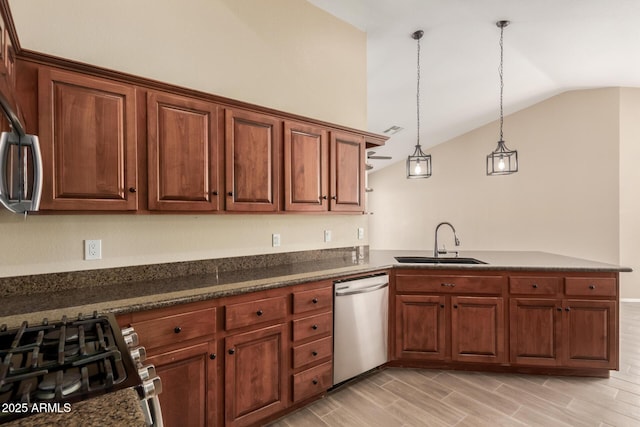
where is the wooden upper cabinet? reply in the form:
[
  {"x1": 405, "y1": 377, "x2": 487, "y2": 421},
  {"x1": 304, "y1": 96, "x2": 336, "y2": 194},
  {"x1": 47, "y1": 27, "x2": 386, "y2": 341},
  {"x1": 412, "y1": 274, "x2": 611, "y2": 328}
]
[
  {"x1": 225, "y1": 109, "x2": 281, "y2": 212},
  {"x1": 330, "y1": 131, "x2": 365, "y2": 212},
  {"x1": 283, "y1": 121, "x2": 328, "y2": 212},
  {"x1": 38, "y1": 67, "x2": 138, "y2": 210},
  {"x1": 147, "y1": 91, "x2": 221, "y2": 211}
]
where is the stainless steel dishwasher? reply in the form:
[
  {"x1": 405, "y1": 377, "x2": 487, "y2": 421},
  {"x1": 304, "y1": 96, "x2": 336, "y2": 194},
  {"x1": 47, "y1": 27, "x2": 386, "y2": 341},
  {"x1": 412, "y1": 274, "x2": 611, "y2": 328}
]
[{"x1": 333, "y1": 273, "x2": 389, "y2": 385}]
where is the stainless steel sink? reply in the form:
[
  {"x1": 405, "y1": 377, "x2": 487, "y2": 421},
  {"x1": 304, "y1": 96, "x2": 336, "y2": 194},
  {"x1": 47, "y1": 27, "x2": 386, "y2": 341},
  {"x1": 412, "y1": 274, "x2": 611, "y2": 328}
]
[{"x1": 394, "y1": 256, "x2": 487, "y2": 265}]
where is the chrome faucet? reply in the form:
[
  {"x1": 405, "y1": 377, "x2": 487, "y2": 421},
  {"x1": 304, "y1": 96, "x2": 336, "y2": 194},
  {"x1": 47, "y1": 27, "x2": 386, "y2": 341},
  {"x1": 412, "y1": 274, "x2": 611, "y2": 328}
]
[{"x1": 434, "y1": 222, "x2": 460, "y2": 258}]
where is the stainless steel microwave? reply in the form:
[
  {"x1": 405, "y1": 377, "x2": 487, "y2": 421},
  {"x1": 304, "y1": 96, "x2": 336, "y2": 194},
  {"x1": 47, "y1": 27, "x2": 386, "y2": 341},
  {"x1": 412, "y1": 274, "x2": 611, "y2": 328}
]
[{"x1": 0, "y1": 91, "x2": 42, "y2": 214}]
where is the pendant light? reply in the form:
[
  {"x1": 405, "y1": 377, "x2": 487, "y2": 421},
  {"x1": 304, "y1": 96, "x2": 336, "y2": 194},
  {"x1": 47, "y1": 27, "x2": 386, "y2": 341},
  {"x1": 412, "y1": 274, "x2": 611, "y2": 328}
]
[
  {"x1": 487, "y1": 20, "x2": 518, "y2": 175},
  {"x1": 406, "y1": 30, "x2": 432, "y2": 179}
]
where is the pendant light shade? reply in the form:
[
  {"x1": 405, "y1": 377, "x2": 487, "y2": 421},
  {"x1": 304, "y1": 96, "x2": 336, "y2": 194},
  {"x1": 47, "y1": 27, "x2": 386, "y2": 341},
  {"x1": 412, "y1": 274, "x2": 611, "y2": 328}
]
[
  {"x1": 406, "y1": 30, "x2": 432, "y2": 179},
  {"x1": 487, "y1": 20, "x2": 518, "y2": 176}
]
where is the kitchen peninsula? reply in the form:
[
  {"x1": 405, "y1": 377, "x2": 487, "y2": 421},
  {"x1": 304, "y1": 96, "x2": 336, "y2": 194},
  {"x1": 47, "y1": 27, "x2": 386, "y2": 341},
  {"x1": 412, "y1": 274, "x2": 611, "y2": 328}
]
[{"x1": 0, "y1": 249, "x2": 630, "y2": 426}]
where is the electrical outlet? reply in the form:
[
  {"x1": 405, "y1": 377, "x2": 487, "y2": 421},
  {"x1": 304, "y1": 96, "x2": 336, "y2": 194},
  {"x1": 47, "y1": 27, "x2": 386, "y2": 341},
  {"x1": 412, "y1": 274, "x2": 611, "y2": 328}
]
[
  {"x1": 357, "y1": 227, "x2": 365, "y2": 240},
  {"x1": 84, "y1": 239, "x2": 102, "y2": 260},
  {"x1": 324, "y1": 230, "x2": 332, "y2": 243},
  {"x1": 272, "y1": 233, "x2": 281, "y2": 247}
]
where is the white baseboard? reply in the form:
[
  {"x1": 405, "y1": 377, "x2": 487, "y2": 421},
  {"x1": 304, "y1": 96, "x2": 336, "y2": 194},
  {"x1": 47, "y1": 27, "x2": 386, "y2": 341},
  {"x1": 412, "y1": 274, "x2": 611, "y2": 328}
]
[{"x1": 621, "y1": 298, "x2": 640, "y2": 303}]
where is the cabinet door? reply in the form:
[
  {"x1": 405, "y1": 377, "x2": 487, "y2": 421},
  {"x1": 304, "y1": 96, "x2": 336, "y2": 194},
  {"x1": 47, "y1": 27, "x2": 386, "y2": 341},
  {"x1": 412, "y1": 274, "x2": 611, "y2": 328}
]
[
  {"x1": 225, "y1": 323, "x2": 288, "y2": 427},
  {"x1": 147, "y1": 91, "x2": 221, "y2": 211},
  {"x1": 563, "y1": 299, "x2": 617, "y2": 369},
  {"x1": 395, "y1": 295, "x2": 446, "y2": 360},
  {"x1": 451, "y1": 296, "x2": 505, "y2": 364},
  {"x1": 225, "y1": 109, "x2": 281, "y2": 212},
  {"x1": 146, "y1": 341, "x2": 217, "y2": 427},
  {"x1": 329, "y1": 131, "x2": 365, "y2": 212},
  {"x1": 38, "y1": 67, "x2": 137, "y2": 210},
  {"x1": 283, "y1": 121, "x2": 328, "y2": 212},
  {"x1": 510, "y1": 298, "x2": 561, "y2": 366}
]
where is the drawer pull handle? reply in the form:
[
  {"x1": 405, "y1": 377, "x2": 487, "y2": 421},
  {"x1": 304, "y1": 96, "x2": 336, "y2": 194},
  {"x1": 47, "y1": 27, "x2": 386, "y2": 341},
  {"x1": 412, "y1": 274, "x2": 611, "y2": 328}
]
[
  {"x1": 174, "y1": 326, "x2": 182, "y2": 334},
  {"x1": 209, "y1": 353, "x2": 216, "y2": 360},
  {"x1": 312, "y1": 298, "x2": 319, "y2": 304},
  {"x1": 441, "y1": 283, "x2": 456, "y2": 288},
  {"x1": 228, "y1": 348, "x2": 235, "y2": 355},
  {"x1": 532, "y1": 284, "x2": 538, "y2": 289},
  {"x1": 589, "y1": 284, "x2": 596, "y2": 290},
  {"x1": 312, "y1": 351, "x2": 318, "y2": 357},
  {"x1": 312, "y1": 378, "x2": 318, "y2": 385},
  {"x1": 312, "y1": 324, "x2": 318, "y2": 330},
  {"x1": 256, "y1": 310, "x2": 263, "y2": 316}
]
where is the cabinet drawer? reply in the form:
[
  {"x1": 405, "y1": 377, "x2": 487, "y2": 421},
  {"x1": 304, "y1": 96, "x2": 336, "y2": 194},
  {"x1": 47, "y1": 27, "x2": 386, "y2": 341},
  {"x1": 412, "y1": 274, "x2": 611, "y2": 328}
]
[
  {"x1": 132, "y1": 308, "x2": 216, "y2": 350},
  {"x1": 293, "y1": 286, "x2": 333, "y2": 314},
  {"x1": 292, "y1": 336, "x2": 333, "y2": 369},
  {"x1": 225, "y1": 296, "x2": 288, "y2": 331},
  {"x1": 292, "y1": 361, "x2": 332, "y2": 403},
  {"x1": 565, "y1": 277, "x2": 617, "y2": 297},
  {"x1": 292, "y1": 312, "x2": 332, "y2": 342},
  {"x1": 396, "y1": 274, "x2": 504, "y2": 295},
  {"x1": 510, "y1": 276, "x2": 561, "y2": 295}
]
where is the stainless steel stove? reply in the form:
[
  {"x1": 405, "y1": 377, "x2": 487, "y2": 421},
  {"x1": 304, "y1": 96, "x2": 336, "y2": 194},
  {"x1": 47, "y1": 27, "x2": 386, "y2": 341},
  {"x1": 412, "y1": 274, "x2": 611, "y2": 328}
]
[{"x1": 0, "y1": 312, "x2": 161, "y2": 425}]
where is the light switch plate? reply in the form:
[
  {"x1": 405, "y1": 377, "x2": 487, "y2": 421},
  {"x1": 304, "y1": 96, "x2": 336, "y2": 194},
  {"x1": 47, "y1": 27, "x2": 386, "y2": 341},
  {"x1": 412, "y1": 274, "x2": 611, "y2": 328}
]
[
  {"x1": 357, "y1": 227, "x2": 364, "y2": 240},
  {"x1": 272, "y1": 233, "x2": 281, "y2": 247},
  {"x1": 324, "y1": 230, "x2": 332, "y2": 243}
]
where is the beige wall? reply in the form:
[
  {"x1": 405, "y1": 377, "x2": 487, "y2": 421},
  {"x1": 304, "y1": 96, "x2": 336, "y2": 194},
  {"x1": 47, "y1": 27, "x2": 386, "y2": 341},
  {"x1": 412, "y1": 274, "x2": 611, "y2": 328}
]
[
  {"x1": 0, "y1": 1, "x2": 368, "y2": 278},
  {"x1": 619, "y1": 88, "x2": 640, "y2": 300},
  {"x1": 369, "y1": 88, "x2": 639, "y2": 298}
]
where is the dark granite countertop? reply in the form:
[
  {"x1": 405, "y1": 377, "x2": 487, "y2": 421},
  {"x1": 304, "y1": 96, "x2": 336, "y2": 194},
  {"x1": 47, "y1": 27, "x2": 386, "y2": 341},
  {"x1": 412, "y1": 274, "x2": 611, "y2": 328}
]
[{"x1": 0, "y1": 250, "x2": 629, "y2": 328}]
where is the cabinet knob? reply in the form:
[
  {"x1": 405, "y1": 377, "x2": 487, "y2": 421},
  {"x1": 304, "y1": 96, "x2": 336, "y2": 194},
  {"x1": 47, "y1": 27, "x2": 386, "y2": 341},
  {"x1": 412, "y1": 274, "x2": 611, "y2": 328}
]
[
  {"x1": 312, "y1": 379, "x2": 318, "y2": 385},
  {"x1": 312, "y1": 298, "x2": 319, "y2": 304},
  {"x1": 331, "y1": 196, "x2": 337, "y2": 200},
  {"x1": 565, "y1": 307, "x2": 571, "y2": 312},
  {"x1": 312, "y1": 351, "x2": 318, "y2": 357},
  {"x1": 312, "y1": 324, "x2": 318, "y2": 330},
  {"x1": 440, "y1": 304, "x2": 445, "y2": 308},
  {"x1": 174, "y1": 326, "x2": 182, "y2": 334},
  {"x1": 321, "y1": 195, "x2": 327, "y2": 200},
  {"x1": 557, "y1": 307, "x2": 562, "y2": 312},
  {"x1": 212, "y1": 191, "x2": 218, "y2": 196},
  {"x1": 209, "y1": 353, "x2": 216, "y2": 360},
  {"x1": 453, "y1": 304, "x2": 458, "y2": 309},
  {"x1": 256, "y1": 310, "x2": 263, "y2": 316},
  {"x1": 228, "y1": 348, "x2": 235, "y2": 355},
  {"x1": 228, "y1": 191, "x2": 233, "y2": 197},
  {"x1": 589, "y1": 284, "x2": 596, "y2": 290},
  {"x1": 128, "y1": 187, "x2": 137, "y2": 193},
  {"x1": 532, "y1": 283, "x2": 538, "y2": 289}
]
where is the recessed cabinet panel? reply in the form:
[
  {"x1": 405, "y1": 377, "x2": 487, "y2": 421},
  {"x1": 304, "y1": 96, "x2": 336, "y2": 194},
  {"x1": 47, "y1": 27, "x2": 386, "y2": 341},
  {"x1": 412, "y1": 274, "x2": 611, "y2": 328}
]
[
  {"x1": 563, "y1": 299, "x2": 617, "y2": 368},
  {"x1": 225, "y1": 109, "x2": 281, "y2": 212},
  {"x1": 395, "y1": 295, "x2": 446, "y2": 360},
  {"x1": 330, "y1": 131, "x2": 364, "y2": 212},
  {"x1": 451, "y1": 296, "x2": 505, "y2": 363},
  {"x1": 38, "y1": 68, "x2": 137, "y2": 210},
  {"x1": 284, "y1": 121, "x2": 328, "y2": 211},
  {"x1": 147, "y1": 91, "x2": 220, "y2": 211},
  {"x1": 509, "y1": 298, "x2": 561, "y2": 366}
]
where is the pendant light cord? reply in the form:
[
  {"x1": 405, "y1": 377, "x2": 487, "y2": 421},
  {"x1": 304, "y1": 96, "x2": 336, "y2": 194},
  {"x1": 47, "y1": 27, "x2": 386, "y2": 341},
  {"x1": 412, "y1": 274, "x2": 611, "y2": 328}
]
[
  {"x1": 416, "y1": 33, "x2": 421, "y2": 147},
  {"x1": 499, "y1": 22, "x2": 504, "y2": 142}
]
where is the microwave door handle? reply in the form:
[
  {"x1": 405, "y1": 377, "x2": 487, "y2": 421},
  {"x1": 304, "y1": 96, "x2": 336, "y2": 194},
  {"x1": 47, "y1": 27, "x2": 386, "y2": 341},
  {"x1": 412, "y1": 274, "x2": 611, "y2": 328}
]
[{"x1": 27, "y1": 135, "x2": 43, "y2": 212}]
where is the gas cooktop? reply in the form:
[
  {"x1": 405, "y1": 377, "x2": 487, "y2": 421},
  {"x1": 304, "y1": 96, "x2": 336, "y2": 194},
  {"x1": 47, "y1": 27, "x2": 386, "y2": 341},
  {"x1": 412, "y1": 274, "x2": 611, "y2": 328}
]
[{"x1": 0, "y1": 312, "x2": 141, "y2": 424}]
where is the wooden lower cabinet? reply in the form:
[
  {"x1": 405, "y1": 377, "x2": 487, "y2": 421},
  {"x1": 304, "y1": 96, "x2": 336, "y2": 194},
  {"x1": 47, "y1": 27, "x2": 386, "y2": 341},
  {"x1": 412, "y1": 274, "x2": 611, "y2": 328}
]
[
  {"x1": 146, "y1": 341, "x2": 217, "y2": 427},
  {"x1": 395, "y1": 294, "x2": 505, "y2": 364},
  {"x1": 224, "y1": 323, "x2": 288, "y2": 427},
  {"x1": 395, "y1": 295, "x2": 446, "y2": 360},
  {"x1": 510, "y1": 298, "x2": 617, "y2": 369}
]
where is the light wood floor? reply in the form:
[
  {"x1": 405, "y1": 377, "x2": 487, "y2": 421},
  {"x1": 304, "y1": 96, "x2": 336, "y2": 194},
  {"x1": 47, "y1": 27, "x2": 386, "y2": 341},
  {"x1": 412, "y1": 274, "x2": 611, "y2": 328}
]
[{"x1": 269, "y1": 302, "x2": 640, "y2": 427}]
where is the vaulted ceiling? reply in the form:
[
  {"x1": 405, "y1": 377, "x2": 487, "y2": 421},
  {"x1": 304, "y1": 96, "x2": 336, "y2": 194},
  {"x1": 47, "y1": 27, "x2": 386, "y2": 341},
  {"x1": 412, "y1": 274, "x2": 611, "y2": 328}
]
[{"x1": 309, "y1": 0, "x2": 640, "y2": 171}]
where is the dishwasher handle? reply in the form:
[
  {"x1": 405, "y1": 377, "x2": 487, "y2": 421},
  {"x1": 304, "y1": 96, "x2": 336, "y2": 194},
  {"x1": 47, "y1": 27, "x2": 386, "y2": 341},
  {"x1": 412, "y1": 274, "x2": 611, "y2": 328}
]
[{"x1": 335, "y1": 282, "x2": 388, "y2": 297}]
